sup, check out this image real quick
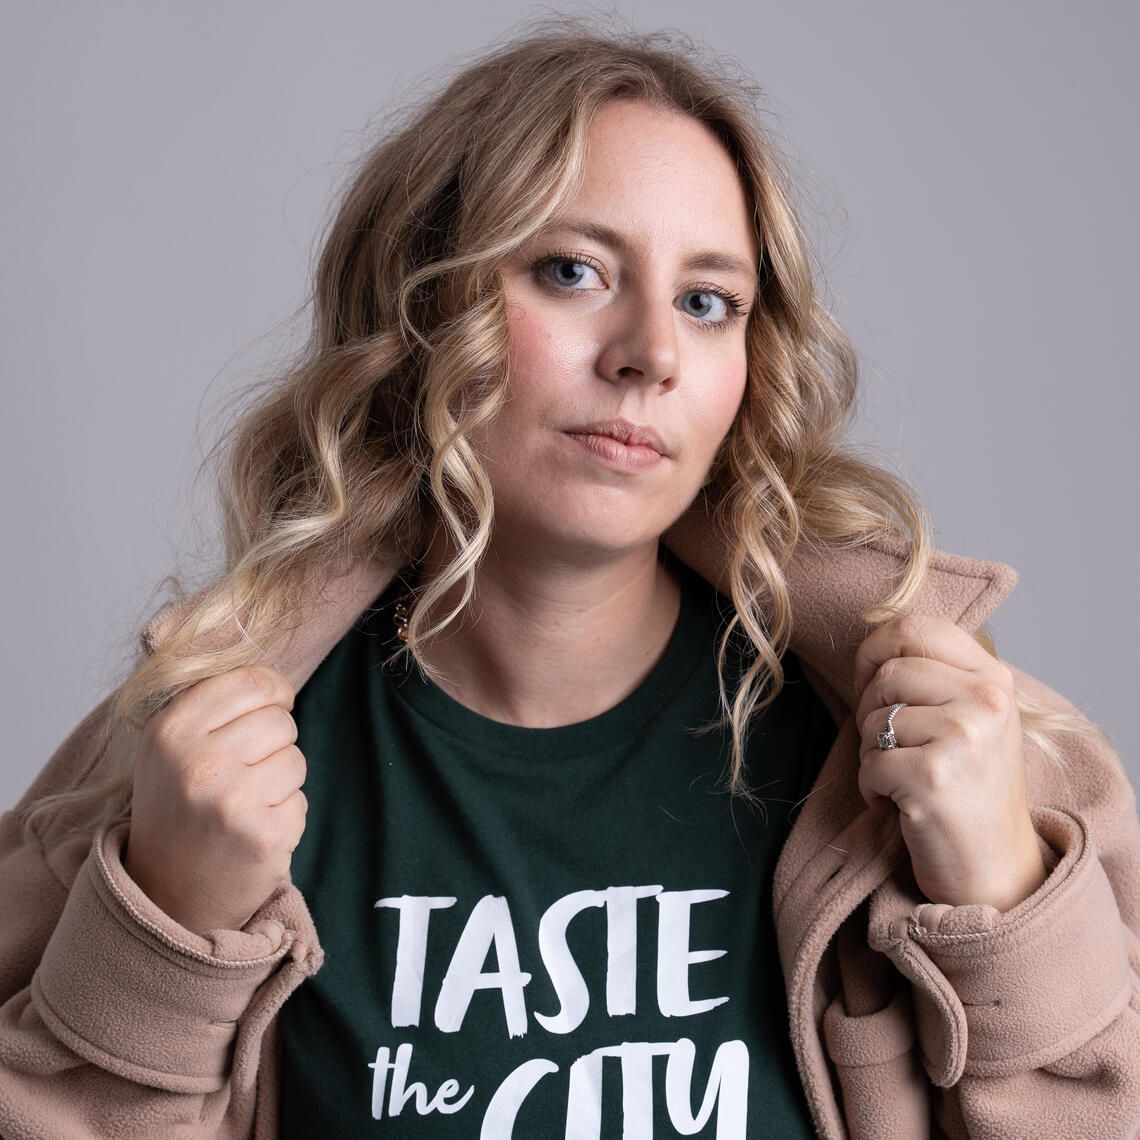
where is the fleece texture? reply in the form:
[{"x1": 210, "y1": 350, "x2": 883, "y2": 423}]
[{"x1": 1, "y1": 511, "x2": 1137, "y2": 1139}]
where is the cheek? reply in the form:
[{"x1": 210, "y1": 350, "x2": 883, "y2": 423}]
[
  {"x1": 703, "y1": 358, "x2": 750, "y2": 442},
  {"x1": 724, "y1": 359, "x2": 749, "y2": 419},
  {"x1": 505, "y1": 300, "x2": 597, "y2": 392},
  {"x1": 505, "y1": 304, "x2": 567, "y2": 385},
  {"x1": 476, "y1": 306, "x2": 572, "y2": 468},
  {"x1": 505, "y1": 304, "x2": 552, "y2": 374}
]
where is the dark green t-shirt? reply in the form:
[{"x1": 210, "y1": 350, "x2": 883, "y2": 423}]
[{"x1": 278, "y1": 562, "x2": 834, "y2": 1137}]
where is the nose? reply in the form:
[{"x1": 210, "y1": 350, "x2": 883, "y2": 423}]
[{"x1": 596, "y1": 291, "x2": 680, "y2": 391}]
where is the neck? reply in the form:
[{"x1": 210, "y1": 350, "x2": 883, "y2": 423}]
[{"x1": 413, "y1": 535, "x2": 682, "y2": 727}]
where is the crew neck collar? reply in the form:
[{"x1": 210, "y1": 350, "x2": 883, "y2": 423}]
[{"x1": 372, "y1": 559, "x2": 721, "y2": 762}]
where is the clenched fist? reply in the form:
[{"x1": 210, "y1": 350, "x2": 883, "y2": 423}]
[
  {"x1": 123, "y1": 665, "x2": 307, "y2": 936},
  {"x1": 853, "y1": 615, "x2": 1047, "y2": 913}
]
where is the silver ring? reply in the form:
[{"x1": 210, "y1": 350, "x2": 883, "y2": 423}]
[{"x1": 877, "y1": 702, "x2": 908, "y2": 750}]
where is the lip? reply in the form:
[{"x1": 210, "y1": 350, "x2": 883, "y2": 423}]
[
  {"x1": 561, "y1": 418, "x2": 669, "y2": 472},
  {"x1": 563, "y1": 418, "x2": 668, "y2": 454}
]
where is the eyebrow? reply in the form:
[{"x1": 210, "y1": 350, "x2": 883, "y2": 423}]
[{"x1": 534, "y1": 218, "x2": 758, "y2": 284}]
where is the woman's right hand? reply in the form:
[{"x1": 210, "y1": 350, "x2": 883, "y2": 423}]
[{"x1": 123, "y1": 665, "x2": 307, "y2": 936}]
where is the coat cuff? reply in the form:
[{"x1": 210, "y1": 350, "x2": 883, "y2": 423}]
[
  {"x1": 30, "y1": 822, "x2": 301, "y2": 1093},
  {"x1": 872, "y1": 807, "x2": 1133, "y2": 1083}
]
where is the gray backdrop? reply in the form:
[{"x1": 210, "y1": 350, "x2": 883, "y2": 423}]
[{"x1": 3, "y1": 0, "x2": 1136, "y2": 812}]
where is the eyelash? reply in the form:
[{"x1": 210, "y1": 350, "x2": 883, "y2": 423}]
[{"x1": 530, "y1": 248, "x2": 749, "y2": 332}]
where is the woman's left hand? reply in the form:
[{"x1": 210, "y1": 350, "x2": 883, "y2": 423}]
[{"x1": 853, "y1": 614, "x2": 1047, "y2": 913}]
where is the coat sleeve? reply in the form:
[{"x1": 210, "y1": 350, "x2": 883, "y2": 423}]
[
  {"x1": 0, "y1": 698, "x2": 321, "y2": 1140},
  {"x1": 868, "y1": 665, "x2": 1140, "y2": 1139}
]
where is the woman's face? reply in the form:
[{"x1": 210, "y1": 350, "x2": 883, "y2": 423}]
[{"x1": 478, "y1": 98, "x2": 759, "y2": 561}]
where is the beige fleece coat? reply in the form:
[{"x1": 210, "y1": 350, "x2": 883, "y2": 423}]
[{"x1": 1, "y1": 520, "x2": 1138, "y2": 1138}]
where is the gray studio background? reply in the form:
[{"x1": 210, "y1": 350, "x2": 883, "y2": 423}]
[{"x1": 2, "y1": 0, "x2": 1136, "y2": 812}]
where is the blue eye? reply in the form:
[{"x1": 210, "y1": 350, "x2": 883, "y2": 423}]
[
  {"x1": 679, "y1": 290, "x2": 728, "y2": 321},
  {"x1": 540, "y1": 257, "x2": 603, "y2": 290}
]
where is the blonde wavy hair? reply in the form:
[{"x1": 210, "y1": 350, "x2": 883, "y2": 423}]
[{"x1": 26, "y1": 18, "x2": 1094, "y2": 827}]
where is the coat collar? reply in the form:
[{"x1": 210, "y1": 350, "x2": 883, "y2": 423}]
[
  {"x1": 141, "y1": 505, "x2": 1017, "y2": 711},
  {"x1": 664, "y1": 507, "x2": 1016, "y2": 709}
]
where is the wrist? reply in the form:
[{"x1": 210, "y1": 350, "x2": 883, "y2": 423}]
[
  {"x1": 124, "y1": 835, "x2": 236, "y2": 935},
  {"x1": 933, "y1": 834, "x2": 1048, "y2": 913},
  {"x1": 974, "y1": 853, "x2": 1048, "y2": 912}
]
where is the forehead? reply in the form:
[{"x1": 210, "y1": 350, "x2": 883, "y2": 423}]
[{"x1": 557, "y1": 100, "x2": 758, "y2": 266}]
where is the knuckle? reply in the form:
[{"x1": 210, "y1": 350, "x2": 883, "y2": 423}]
[
  {"x1": 214, "y1": 786, "x2": 248, "y2": 831},
  {"x1": 150, "y1": 707, "x2": 192, "y2": 753},
  {"x1": 244, "y1": 706, "x2": 289, "y2": 754},
  {"x1": 901, "y1": 800, "x2": 930, "y2": 828},
  {"x1": 948, "y1": 708, "x2": 981, "y2": 745},
  {"x1": 234, "y1": 664, "x2": 273, "y2": 693},
  {"x1": 908, "y1": 744, "x2": 951, "y2": 798},
  {"x1": 249, "y1": 827, "x2": 280, "y2": 863},
  {"x1": 290, "y1": 746, "x2": 307, "y2": 783},
  {"x1": 274, "y1": 704, "x2": 299, "y2": 743},
  {"x1": 287, "y1": 804, "x2": 307, "y2": 846},
  {"x1": 259, "y1": 706, "x2": 297, "y2": 753},
  {"x1": 894, "y1": 615, "x2": 926, "y2": 643},
  {"x1": 922, "y1": 749, "x2": 952, "y2": 793},
  {"x1": 962, "y1": 718, "x2": 985, "y2": 749},
  {"x1": 278, "y1": 675, "x2": 296, "y2": 708},
  {"x1": 973, "y1": 681, "x2": 1011, "y2": 718}
]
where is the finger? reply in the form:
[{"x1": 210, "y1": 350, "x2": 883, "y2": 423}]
[
  {"x1": 858, "y1": 742, "x2": 927, "y2": 813},
  {"x1": 853, "y1": 614, "x2": 993, "y2": 700},
  {"x1": 168, "y1": 666, "x2": 295, "y2": 737},
  {"x1": 219, "y1": 777, "x2": 307, "y2": 869},
  {"x1": 273, "y1": 789, "x2": 309, "y2": 853},
  {"x1": 205, "y1": 703, "x2": 299, "y2": 766},
  {"x1": 854, "y1": 656, "x2": 965, "y2": 732},
  {"x1": 859, "y1": 703, "x2": 945, "y2": 757},
  {"x1": 247, "y1": 744, "x2": 307, "y2": 807}
]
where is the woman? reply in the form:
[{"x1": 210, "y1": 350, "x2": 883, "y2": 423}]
[{"x1": 2, "y1": 23, "x2": 1137, "y2": 1139}]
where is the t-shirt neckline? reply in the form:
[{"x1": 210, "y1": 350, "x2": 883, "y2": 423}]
[{"x1": 370, "y1": 563, "x2": 724, "y2": 762}]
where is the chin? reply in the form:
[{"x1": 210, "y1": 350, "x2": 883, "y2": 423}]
[{"x1": 495, "y1": 495, "x2": 679, "y2": 561}]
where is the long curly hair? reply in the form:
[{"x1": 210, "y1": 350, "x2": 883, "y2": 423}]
[{"x1": 30, "y1": 18, "x2": 1083, "y2": 827}]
